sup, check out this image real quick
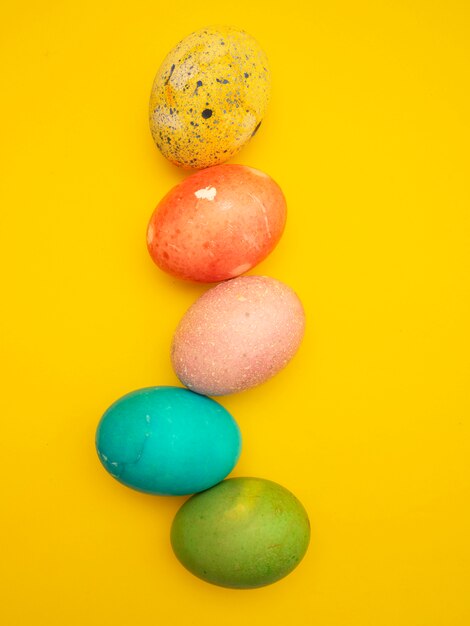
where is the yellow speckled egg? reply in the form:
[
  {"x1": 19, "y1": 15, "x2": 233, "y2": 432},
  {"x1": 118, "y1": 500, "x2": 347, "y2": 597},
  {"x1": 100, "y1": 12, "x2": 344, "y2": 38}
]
[{"x1": 149, "y1": 26, "x2": 271, "y2": 169}]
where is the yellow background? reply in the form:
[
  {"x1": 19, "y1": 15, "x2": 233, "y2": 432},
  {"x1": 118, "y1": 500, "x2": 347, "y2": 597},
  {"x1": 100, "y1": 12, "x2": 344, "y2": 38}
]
[{"x1": 1, "y1": 1, "x2": 469, "y2": 624}]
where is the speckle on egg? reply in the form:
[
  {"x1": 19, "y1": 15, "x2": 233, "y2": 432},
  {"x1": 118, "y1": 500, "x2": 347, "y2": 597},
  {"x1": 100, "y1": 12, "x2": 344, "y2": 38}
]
[{"x1": 149, "y1": 26, "x2": 271, "y2": 169}]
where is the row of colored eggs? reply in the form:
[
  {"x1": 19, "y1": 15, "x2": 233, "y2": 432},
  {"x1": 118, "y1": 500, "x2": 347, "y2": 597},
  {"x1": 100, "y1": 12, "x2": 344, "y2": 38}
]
[{"x1": 96, "y1": 26, "x2": 310, "y2": 589}]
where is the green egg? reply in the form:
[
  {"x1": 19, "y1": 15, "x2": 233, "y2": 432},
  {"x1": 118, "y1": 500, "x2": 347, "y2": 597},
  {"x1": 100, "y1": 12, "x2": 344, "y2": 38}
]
[{"x1": 170, "y1": 477, "x2": 310, "y2": 589}]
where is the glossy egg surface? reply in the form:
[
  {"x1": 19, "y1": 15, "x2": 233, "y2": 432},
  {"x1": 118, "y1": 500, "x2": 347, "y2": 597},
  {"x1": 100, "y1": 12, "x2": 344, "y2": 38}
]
[{"x1": 95, "y1": 386, "x2": 241, "y2": 495}]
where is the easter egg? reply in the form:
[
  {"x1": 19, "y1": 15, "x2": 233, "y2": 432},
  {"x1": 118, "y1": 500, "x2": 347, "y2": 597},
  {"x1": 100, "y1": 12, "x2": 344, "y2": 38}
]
[
  {"x1": 95, "y1": 386, "x2": 241, "y2": 495},
  {"x1": 171, "y1": 477, "x2": 311, "y2": 588},
  {"x1": 171, "y1": 275, "x2": 305, "y2": 395},
  {"x1": 149, "y1": 26, "x2": 270, "y2": 169},
  {"x1": 147, "y1": 164, "x2": 287, "y2": 283}
]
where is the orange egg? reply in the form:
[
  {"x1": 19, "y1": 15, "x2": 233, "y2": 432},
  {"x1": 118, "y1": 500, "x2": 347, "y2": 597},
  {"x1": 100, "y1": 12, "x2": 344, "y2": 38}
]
[{"x1": 147, "y1": 164, "x2": 287, "y2": 283}]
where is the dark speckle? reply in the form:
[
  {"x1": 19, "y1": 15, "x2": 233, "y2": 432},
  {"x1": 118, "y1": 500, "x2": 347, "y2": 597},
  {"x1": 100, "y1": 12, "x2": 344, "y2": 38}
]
[
  {"x1": 194, "y1": 80, "x2": 203, "y2": 95},
  {"x1": 164, "y1": 64, "x2": 175, "y2": 85},
  {"x1": 252, "y1": 121, "x2": 262, "y2": 137},
  {"x1": 216, "y1": 78, "x2": 229, "y2": 84},
  {"x1": 244, "y1": 72, "x2": 249, "y2": 78},
  {"x1": 202, "y1": 109, "x2": 213, "y2": 119}
]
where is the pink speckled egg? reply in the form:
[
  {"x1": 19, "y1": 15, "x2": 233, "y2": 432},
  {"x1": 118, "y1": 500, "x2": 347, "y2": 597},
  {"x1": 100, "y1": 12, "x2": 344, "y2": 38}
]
[
  {"x1": 147, "y1": 164, "x2": 286, "y2": 283},
  {"x1": 171, "y1": 276, "x2": 305, "y2": 396}
]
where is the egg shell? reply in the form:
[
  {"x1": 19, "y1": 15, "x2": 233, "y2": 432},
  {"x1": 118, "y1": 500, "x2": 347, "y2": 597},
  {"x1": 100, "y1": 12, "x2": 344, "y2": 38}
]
[
  {"x1": 147, "y1": 164, "x2": 287, "y2": 283},
  {"x1": 171, "y1": 276, "x2": 306, "y2": 395},
  {"x1": 171, "y1": 477, "x2": 311, "y2": 589},
  {"x1": 95, "y1": 386, "x2": 241, "y2": 495},
  {"x1": 149, "y1": 26, "x2": 270, "y2": 169}
]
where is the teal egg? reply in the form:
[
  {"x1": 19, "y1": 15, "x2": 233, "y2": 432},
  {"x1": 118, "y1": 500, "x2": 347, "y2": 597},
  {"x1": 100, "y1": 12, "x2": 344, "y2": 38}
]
[{"x1": 95, "y1": 387, "x2": 241, "y2": 495}]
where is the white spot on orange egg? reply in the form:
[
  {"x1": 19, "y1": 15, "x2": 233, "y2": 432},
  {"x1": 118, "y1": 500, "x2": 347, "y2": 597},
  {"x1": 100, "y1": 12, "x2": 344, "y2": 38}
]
[
  {"x1": 195, "y1": 186, "x2": 217, "y2": 201},
  {"x1": 147, "y1": 223, "x2": 154, "y2": 245},
  {"x1": 245, "y1": 166, "x2": 269, "y2": 178},
  {"x1": 218, "y1": 199, "x2": 233, "y2": 211},
  {"x1": 230, "y1": 263, "x2": 251, "y2": 276}
]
